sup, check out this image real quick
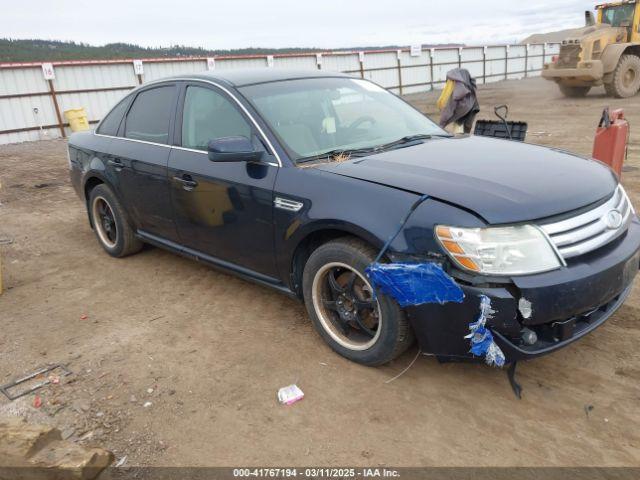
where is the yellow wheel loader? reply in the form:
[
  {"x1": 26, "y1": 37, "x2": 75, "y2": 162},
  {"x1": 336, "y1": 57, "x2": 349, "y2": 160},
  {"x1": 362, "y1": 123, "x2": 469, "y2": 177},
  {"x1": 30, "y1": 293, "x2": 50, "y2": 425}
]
[{"x1": 542, "y1": 1, "x2": 640, "y2": 98}]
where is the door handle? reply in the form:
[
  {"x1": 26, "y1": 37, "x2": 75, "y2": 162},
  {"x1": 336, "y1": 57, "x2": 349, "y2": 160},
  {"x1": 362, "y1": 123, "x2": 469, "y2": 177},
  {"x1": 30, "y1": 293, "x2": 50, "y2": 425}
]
[
  {"x1": 173, "y1": 174, "x2": 198, "y2": 191},
  {"x1": 107, "y1": 158, "x2": 125, "y2": 171}
]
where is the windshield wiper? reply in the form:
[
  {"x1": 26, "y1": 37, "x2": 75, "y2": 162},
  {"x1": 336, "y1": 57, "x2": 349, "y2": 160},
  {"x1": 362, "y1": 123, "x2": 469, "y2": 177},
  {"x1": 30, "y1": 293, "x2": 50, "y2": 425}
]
[
  {"x1": 296, "y1": 147, "x2": 378, "y2": 164},
  {"x1": 376, "y1": 133, "x2": 452, "y2": 152},
  {"x1": 296, "y1": 133, "x2": 452, "y2": 164}
]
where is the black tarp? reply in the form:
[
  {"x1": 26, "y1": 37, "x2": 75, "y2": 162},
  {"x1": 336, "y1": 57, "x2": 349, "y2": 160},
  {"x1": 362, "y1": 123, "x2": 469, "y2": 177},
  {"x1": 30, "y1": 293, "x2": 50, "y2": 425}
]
[{"x1": 439, "y1": 68, "x2": 480, "y2": 133}]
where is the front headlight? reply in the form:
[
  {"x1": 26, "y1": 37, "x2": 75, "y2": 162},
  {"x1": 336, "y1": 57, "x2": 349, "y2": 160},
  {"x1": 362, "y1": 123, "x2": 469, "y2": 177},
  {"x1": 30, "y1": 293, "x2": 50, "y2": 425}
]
[{"x1": 435, "y1": 224, "x2": 562, "y2": 275}]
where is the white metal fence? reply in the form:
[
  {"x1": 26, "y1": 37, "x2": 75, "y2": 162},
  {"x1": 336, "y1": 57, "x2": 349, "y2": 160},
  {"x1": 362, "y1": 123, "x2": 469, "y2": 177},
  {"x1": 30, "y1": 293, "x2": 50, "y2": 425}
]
[{"x1": 0, "y1": 43, "x2": 559, "y2": 145}]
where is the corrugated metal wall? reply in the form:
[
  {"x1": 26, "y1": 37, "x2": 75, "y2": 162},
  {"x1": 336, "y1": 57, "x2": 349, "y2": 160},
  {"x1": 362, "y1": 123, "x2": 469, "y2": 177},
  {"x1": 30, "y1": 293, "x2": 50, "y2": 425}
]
[{"x1": 0, "y1": 43, "x2": 559, "y2": 145}]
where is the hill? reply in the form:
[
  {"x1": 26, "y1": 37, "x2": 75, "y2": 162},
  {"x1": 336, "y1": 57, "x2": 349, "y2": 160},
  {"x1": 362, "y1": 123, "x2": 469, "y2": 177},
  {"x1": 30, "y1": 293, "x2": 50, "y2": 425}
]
[
  {"x1": 520, "y1": 27, "x2": 582, "y2": 44},
  {"x1": 0, "y1": 38, "x2": 463, "y2": 63}
]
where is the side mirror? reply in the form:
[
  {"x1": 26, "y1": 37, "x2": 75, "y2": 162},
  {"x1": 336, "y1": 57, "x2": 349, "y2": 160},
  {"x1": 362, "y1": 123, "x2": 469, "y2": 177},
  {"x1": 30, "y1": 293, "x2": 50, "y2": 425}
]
[{"x1": 207, "y1": 136, "x2": 264, "y2": 163}]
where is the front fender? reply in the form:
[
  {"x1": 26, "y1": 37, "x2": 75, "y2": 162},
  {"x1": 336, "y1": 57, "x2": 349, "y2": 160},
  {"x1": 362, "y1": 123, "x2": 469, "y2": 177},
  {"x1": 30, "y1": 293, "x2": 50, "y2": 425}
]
[
  {"x1": 273, "y1": 166, "x2": 485, "y2": 288},
  {"x1": 602, "y1": 43, "x2": 634, "y2": 74}
]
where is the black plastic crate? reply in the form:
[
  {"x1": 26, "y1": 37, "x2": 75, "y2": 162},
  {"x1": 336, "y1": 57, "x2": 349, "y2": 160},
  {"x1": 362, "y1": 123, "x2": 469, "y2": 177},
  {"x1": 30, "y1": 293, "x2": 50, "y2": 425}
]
[{"x1": 474, "y1": 120, "x2": 528, "y2": 142}]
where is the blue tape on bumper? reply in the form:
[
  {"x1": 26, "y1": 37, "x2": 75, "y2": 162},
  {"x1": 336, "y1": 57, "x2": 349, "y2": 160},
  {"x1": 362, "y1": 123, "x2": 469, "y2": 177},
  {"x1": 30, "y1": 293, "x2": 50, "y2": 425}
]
[
  {"x1": 466, "y1": 295, "x2": 506, "y2": 367},
  {"x1": 365, "y1": 263, "x2": 465, "y2": 307}
]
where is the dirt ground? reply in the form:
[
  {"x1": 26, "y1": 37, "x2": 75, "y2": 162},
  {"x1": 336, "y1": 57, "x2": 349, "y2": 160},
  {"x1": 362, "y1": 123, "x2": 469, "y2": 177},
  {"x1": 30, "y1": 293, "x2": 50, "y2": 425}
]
[{"x1": 1, "y1": 77, "x2": 640, "y2": 468}]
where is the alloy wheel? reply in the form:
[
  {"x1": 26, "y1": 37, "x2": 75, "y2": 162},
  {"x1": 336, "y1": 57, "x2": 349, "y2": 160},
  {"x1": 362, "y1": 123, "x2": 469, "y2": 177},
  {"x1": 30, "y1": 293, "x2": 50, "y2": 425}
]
[
  {"x1": 311, "y1": 262, "x2": 381, "y2": 350},
  {"x1": 92, "y1": 196, "x2": 118, "y2": 248}
]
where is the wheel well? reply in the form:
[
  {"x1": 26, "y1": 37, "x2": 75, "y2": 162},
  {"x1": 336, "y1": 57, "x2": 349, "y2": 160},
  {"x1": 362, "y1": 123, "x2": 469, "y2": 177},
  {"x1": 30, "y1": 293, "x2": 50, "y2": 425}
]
[
  {"x1": 290, "y1": 229, "x2": 374, "y2": 297},
  {"x1": 624, "y1": 45, "x2": 640, "y2": 58},
  {"x1": 84, "y1": 176, "x2": 104, "y2": 202},
  {"x1": 603, "y1": 44, "x2": 640, "y2": 76},
  {"x1": 83, "y1": 177, "x2": 104, "y2": 228}
]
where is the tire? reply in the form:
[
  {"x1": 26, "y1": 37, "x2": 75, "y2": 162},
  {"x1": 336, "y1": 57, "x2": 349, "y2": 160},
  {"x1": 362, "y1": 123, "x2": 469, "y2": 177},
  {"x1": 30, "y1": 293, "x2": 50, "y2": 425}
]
[
  {"x1": 558, "y1": 84, "x2": 591, "y2": 97},
  {"x1": 302, "y1": 237, "x2": 414, "y2": 366},
  {"x1": 605, "y1": 54, "x2": 640, "y2": 98},
  {"x1": 88, "y1": 184, "x2": 143, "y2": 258}
]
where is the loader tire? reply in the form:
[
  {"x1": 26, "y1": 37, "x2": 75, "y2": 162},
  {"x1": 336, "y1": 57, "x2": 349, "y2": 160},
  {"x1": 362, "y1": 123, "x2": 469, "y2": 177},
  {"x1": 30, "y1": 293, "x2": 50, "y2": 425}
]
[
  {"x1": 558, "y1": 85, "x2": 591, "y2": 97},
  {"x1": 605, "y1": 54, "x2": 640, "y2": 98}
]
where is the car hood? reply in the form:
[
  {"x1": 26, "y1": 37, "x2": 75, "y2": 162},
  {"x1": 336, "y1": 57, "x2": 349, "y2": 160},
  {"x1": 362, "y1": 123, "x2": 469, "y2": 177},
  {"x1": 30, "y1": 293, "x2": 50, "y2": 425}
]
[{"x1": 315, "y1": 136, "x2": 618, "y2": 224}]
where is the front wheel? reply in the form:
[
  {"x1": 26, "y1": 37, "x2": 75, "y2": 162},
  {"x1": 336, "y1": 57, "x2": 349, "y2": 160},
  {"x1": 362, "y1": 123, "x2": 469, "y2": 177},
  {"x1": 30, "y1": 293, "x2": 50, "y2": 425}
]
[
  {"x1": 302, "y1": 238, "x2": 414, "y2": 366},
  {"x1": 605, "y1": 54, "x2": 640, "y2": 98}
]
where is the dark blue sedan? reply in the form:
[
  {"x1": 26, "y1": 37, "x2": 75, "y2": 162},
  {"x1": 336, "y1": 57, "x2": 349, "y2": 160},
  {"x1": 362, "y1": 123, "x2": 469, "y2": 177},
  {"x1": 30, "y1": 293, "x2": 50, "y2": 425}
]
[{"x1": 68, "y1": 69, "x2": 640, "y2": 368}]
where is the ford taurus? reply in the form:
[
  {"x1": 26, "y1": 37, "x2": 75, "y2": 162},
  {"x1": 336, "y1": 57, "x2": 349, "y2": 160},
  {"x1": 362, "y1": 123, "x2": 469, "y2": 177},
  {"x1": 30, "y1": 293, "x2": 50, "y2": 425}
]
[{"x1": 68, "y1": 69, "x2": 640, "y2": 367}]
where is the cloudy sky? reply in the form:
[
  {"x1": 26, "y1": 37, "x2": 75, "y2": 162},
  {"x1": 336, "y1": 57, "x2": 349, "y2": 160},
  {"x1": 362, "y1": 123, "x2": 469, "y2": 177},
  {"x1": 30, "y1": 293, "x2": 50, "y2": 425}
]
[{"x1": 3, "y1": 0, "x2": 595, "y2": 48}]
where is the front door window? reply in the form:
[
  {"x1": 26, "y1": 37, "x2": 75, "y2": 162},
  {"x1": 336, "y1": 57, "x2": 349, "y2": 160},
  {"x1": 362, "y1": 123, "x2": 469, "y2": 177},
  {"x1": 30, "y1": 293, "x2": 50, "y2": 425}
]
[{"x1": 181, "y1": 86, "x2": 252, "y2": 150}]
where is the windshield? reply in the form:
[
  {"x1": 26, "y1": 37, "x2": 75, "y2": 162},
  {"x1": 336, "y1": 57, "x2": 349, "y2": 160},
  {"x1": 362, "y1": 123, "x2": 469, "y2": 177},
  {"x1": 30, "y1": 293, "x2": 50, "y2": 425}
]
[
  {"x1": 239, "y1": 77, "x2": 447, "y2": 162},
  {"x1": 601, "y1": 4, "x2": 635, "y2": 27}
]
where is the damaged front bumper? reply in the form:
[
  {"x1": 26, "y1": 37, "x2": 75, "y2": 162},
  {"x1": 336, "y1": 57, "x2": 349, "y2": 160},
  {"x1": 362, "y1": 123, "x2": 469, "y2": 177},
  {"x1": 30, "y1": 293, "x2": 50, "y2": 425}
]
[{"x1": 405, "y1": 218, "x2": 640, "y2": 363}]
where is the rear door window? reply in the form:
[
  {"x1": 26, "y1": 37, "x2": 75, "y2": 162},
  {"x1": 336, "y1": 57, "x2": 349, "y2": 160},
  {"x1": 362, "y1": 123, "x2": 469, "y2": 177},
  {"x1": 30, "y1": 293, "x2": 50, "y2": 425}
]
[{"x1": 124, "y1": 86, "x2": 176, "y2": 144}]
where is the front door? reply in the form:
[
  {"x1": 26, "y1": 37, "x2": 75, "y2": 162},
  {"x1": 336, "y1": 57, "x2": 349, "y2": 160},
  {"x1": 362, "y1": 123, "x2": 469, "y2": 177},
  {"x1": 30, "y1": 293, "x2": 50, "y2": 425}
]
[{"x1": 168, "y1": 83, "x2": 279, "y2": 278}]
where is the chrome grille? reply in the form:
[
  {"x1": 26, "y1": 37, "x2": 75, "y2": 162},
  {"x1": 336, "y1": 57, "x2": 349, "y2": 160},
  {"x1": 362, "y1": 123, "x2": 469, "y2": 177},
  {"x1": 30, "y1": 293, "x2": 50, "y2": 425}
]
[
  {"x1": 540, "y1": 186, "x2": 633, "y2": 260},
  {"x1": 557, "y1": 44, "x2": 582, "y2": 68}
]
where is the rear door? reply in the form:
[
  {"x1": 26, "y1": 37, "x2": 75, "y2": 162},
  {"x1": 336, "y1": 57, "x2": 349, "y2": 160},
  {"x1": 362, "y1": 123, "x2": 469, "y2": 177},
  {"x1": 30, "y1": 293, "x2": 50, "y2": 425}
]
[
  {"x1": 167, "y1": 82, "x2": 279, "y2": 278},
  {"x1": 108, "y1": 84, "x2": 179, "y2": 241}
]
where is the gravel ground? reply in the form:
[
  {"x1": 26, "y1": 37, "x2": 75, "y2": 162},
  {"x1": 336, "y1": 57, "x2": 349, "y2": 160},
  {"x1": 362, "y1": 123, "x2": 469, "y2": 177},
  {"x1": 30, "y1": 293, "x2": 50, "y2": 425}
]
[{"x1": 0, "y1": 76, "x2": 639, "y2": 467}]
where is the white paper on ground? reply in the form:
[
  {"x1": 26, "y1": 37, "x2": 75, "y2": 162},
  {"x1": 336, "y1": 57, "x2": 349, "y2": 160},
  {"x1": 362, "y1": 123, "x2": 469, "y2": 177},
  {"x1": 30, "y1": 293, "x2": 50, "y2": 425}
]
[{"x1": 277, "y1": 384, "x2": 304, "y2": 405}]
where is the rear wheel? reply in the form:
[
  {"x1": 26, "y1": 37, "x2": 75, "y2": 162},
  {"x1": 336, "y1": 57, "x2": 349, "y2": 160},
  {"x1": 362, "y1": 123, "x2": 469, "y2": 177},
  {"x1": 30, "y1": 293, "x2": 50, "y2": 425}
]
[
  {"x1": 88, "y1": 184, "x2": 143, "y2": 258},
  {"x1": 558, "y1": 84, "x2": 591, "y2": 97},
  {"x1": 302, "y1": 237, "x2": 414, "y2": 366},
  {"x1": 605, "y1": 54, "x2": 640, "y2": 98}
]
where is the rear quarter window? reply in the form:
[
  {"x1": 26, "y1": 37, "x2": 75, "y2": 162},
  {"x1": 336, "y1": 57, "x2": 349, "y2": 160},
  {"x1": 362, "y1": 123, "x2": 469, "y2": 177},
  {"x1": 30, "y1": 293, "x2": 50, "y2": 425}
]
[
  {"x1": 96, "y1": 96, "x2": 131, "y2": 136},
  {"x1": 124, "y1": 86, "x2": 176, "y2": 144}
]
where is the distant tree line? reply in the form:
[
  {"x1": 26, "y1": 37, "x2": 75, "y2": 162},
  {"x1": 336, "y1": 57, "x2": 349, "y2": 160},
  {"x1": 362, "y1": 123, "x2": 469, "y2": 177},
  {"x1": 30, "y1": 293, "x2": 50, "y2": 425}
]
[{"x1": 0, "y1": 38, "x2": 463, "y2": 62}]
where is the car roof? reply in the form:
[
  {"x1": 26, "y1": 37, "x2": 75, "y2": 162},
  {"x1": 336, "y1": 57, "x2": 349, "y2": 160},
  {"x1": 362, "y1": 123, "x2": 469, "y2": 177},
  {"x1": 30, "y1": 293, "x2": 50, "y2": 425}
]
[{"x1": 162, "y1": 68, "x2": 351, "y2": 88}]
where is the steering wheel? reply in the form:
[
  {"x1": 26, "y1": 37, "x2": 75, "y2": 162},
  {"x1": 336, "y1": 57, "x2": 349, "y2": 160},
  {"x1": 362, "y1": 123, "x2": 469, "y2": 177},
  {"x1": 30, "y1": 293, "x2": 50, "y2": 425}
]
[{"x1": 347, "y1": 115, "x2": 377, "y2": 131}]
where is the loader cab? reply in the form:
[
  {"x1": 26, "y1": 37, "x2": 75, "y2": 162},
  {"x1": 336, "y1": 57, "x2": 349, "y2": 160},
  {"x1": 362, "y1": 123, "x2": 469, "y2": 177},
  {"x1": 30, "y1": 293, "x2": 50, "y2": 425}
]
[{"x1": 597, "y1": 1, "x2": 640, "y2": 42}]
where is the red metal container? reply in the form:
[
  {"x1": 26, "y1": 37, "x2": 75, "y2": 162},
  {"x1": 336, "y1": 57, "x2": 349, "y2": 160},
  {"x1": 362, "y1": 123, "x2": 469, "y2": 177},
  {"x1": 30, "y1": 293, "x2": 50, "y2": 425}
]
[{"x1": 592, "y1": 108, "x2": 629, "y2": 177}]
